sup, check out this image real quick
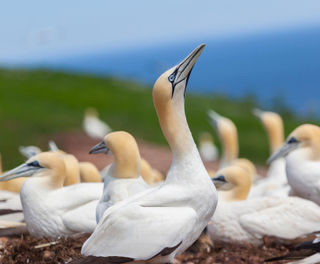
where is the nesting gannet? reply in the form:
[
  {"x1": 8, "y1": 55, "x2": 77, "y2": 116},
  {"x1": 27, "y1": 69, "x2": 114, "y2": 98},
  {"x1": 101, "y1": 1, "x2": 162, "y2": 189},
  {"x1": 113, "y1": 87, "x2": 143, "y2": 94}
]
[
  {"x1": 78, "y1": 44, "x2": 217, "y2": 264},
  {"x1": 268, "y1": 124, "x2": 320, "y2": 205},
  {"x1": 89, "y1": 131, "x2": 149, "y2": 223},
  {"x1": 265, "y1": 234, "x2": 320, "y2": 263},
  {"x1": 208, "y1": 164, "x2": 320, "y2": 245},
  {"x1": 198, "y1": 132, "x2": 218, "y2": 162},
  {"x1": 249, "y1": 109, "x2": 289, "y2": 198},
  {"x1": 0, "y1": 152, "x2": 103, "y2": 238},
  {"x1": 83, "y1": 107, "x2": 111, "y2": 140},
  {"x1": 207, "y1": 109, "x2": 238, "y2": 168}
]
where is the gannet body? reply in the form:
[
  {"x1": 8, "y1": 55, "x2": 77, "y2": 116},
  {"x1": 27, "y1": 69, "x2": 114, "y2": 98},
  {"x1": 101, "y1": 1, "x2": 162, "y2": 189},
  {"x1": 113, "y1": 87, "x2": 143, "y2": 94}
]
[
  {"x1": 249, "y1": 109, "x2": 288, "y2": 198},
  {"x1": 198, "y1": 132, "x2": 218, "y2": 162},
  {"x1": 268, "y1": 124, "x2": 320, "y2": 205},
  {"x1": 209, "y1": 165, "x2": 320, "y2": 245},
  {"x1": 89, "y1": 131, "x2": 149, "y2": 223},
  {"x1": 83, "y1": 107, "x2": 111, "y2": 140},
  {"x1": 80, "y1": 45, "x2": 217, "y2": 263},
  {"x1": 0, "y1": 152, "x2": 103, "y2": 238}
]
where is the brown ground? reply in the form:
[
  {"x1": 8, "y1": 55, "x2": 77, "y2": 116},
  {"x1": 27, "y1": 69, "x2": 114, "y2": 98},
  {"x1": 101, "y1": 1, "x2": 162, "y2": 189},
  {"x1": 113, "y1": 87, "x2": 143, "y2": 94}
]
[
  {"x1": 0, "y1": 131, "x2": 278, "y2": 264},
  {"x1": 0, "y1": 234, "x2": 293, "y2": 264}
]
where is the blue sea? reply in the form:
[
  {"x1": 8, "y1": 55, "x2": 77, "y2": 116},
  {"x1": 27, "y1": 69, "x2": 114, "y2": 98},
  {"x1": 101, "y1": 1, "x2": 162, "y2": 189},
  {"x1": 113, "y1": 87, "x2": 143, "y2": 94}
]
[{"x1": 31, "y1": 26, "x2": 320, "y2": 116}]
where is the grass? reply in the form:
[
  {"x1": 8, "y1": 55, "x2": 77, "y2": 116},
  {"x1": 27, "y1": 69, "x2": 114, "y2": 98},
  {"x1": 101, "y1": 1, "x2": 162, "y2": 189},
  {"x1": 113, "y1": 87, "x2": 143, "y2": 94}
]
[{"x1": 0, "y1": 68, "x2": 317, "y2": 169}]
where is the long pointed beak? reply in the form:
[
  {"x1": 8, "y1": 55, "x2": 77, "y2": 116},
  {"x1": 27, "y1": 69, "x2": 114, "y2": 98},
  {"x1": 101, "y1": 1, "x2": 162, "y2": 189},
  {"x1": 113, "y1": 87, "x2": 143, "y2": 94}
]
[
  {"x1": 89, "y1": 141, "x2": 109, "y2": 155},
  {"x1": 174, "y1": 44, "x2": 205, "y2": 85},
  {"x1": 252, "y1": 108, "x2": 263, "y2": 118},
  {"x1": 207, "y1": 109, "x2": 221, "y2": 128},
  {"x1": 267, "y1": 142, "x2": 298, "y2": 164},
  {"x1": 0, "y1": 163, "x2": 36, "y2": 181}
]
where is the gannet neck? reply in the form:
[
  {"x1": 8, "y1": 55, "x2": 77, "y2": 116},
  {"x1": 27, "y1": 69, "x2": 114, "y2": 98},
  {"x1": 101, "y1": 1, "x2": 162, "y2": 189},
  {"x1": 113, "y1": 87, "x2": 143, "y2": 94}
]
[
  {"x1": 79, "y1": 162, "x2": 101, "y2": 182},
  {"x1": 61, "y1": 154, "x2": 80, "y2": 186},
  {"x1": 261, "y1": 112, "x2": 284, "y2": 154},
  {"x1": 219, "y1": 118, "x2": 238, "y2": 166},
  {"x1": 106, "y1": 131, "x2": 140, "y2": 179},
  {"x1": 154, "y1": 85, "x2": 197, "y2": 159}
]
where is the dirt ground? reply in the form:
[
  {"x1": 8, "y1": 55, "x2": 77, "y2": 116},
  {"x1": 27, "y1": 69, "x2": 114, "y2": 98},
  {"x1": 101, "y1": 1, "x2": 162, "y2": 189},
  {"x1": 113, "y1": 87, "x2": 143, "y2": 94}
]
[{"x1": 0, "y1": 131, "x2": 281, "y2": 264}]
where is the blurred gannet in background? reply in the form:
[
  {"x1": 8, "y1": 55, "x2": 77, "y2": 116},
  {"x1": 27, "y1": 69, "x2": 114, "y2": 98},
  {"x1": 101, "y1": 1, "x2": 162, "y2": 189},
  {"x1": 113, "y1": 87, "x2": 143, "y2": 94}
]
[
  {"x1": 89, "y1": 131, "x2": 149, "y2": 223},
  {"x1": 248, "y1": 109, "x2": 289, "y2": 198},
  {"x1": 79, "y1": 162, "x2": 101, "y2": 183},
  {"x1": 0, "y1": 152, "x2": 103, "y2": 238},
  {"x1": 207, "y1": 109, "x2": 238, "y2": 168},
  {"x1": 268, "y1": 124, "x2": 320, "y2": 205},
  {"x1": 140, "y1": 158, "x2": 165, "y2": 185},
  {"x1": 77, "y1": 44, "x2": 217, "y2": 264},
  {"x1": 83, "y1": 107, "x2": 112, "y2": 140},
  {"x1": 19, "y1": 145, "x2": 41, "y2": 159},
  {"x1": 198, "y1": 132, "x2": 218, "y2": 162},
  {"x1": 208, "y1": 164, "x2": 320, "y2": 246},
  {"x1": 265, "y1": 234, "x2": 320, "y2": 263}
]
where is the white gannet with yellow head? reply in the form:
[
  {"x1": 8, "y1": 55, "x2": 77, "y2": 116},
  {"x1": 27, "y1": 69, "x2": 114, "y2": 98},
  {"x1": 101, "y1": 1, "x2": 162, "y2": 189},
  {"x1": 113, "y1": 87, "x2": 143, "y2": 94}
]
[
  {"x1": 0, "y1": 151, "x2": 103, "y2": 238},
  {"x1": 268, "y1": 124, "x2": 320, "y2": 205},
  {"x1": 198, "y1": 132, "x2": 218, "y2": 162},
  {"x1": 83, "y1": 107, "x2": 112, "y2": 140},
  {"x1": 249, "y1": 109, "x2": 289, "y2": 197},
  {"x1": 78, "y1": 44, "x2": 217, "y2": 264},
  {"x1": 208, "y1": 164, "x2": 320, "y2": 245},
  {"x1": 207, "y1": 109, "x2": 238, "y2": 168},
  {"x1": 89, "y1": 131, "x2": 149, "y2": 223}
]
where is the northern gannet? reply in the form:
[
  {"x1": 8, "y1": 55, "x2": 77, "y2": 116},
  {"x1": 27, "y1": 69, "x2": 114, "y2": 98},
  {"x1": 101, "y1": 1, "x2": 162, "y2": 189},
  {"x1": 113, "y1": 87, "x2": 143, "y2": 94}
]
[
  {"x1": 89, "y1": 131, "x2": 149, "y2": 223},
  {"x1": 79, "y1": 162, "x2": 101, "y2": 183},
  {"x1": 268, "y1": 124, "x2": 320, "y2": 205},
  {"x1": 198, "y1": 132, "x2": 218, "y2": 162},
  {"x1": 249, "y1": 109, "x2": 289, "y2": 198},
  {"x1": 83, "y1": 107, "x2": 112, "y2": 140},
  {"x1": 78, "y1": 44, "x2": 217, "y2": 264},
  {"x1": 0, "y1": 152, "x2": 103, "y2": 238},
  {"x1": 207, "y1": 109, "x2": 238, "y2": 168},
  {"x1": 208, "y1": 164, "x2": 320, "y2": 245}
]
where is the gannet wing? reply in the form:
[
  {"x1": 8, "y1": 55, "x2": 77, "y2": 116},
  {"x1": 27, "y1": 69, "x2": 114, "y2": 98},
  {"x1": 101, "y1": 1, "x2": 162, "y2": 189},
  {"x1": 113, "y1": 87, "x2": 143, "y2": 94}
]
[
  {"x1": 62, "y1": 200, "x2": 98, "y2": 234},
  {"x1": 82, "y1": 203, "x2": 197, "y2": 260},
  {"x1": 240, "y1": 197, "x2": 320, "y2": 239},
  {"x1": 49, "y1": 183, "x2": 102, "y2": 211}
]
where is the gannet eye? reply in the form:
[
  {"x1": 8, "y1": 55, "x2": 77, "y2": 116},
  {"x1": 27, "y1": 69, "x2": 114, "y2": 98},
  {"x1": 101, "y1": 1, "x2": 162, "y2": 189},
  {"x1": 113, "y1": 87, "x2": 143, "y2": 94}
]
[
  {"x1": 288, "y1": 137, "x2": 298, "y2": 144},
  {"x1": 168, "y1": 73, "x2": 175, "y2": 83},
  {"x1": 27, "y1": 161, "x2": 42, "y2": 167}
]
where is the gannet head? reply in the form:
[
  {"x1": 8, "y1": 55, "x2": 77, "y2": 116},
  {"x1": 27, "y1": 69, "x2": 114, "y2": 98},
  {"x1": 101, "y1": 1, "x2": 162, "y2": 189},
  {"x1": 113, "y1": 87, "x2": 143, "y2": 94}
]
[
  {"x1": 199, "y1": 132, "x2": 214, "y2": 144},
  {"x1": 140, "y1": 158, "x2": 165, "y2": 185},
  {"x1": 212, "y1": 165, "x2": 251, "y2": 200},
  {"x1": 89, "y1": 131, "x2": 141, "y2": 179},
  {"x1": 253, "y1": 108, "x2": 284, "y2": 154},
  {"x1": 85, "y1": 107, "x2": 99, "y2": 118},
  {"x1": 208, "y1": 109, "x2": 238, "y2": 164},
  {"x1": 0, "y1": 152, "x2": 65, "y2": 186},
  {"x1": 231, "y1": 158, "x2": 257, "y2": 182},
  {"x1": 268, "y1": 124, "x2": 320, "y2": 164}
]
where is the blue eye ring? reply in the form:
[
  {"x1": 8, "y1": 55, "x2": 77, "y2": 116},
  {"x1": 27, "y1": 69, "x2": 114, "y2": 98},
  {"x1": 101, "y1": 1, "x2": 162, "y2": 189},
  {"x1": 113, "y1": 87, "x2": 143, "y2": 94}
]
[
  {"x1": 168, "y1": 74, "x2": 175, "y2": 83},
  {"x1": 288, "y1": 137, "x2": 298, "y2": 144},
  {"x1": 27, "y1": 161, "x2": 42, "y2": 167}
]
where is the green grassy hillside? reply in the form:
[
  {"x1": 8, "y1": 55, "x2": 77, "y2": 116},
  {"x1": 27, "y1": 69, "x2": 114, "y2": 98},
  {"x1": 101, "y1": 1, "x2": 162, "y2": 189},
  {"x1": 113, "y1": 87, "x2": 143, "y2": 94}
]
[{"x1": 0, "y1": 68, "x2": 316, "y2": 169}]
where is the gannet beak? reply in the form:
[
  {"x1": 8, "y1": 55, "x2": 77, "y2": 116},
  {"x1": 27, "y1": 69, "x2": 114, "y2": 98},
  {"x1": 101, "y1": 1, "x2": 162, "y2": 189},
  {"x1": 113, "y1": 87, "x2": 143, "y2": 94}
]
[
  {"x1": 169, "y1": 44, "x2": 205, "y2": 96},
  {"x1": 89, "y1": 141, "x2": 109, "y2": 155},
  {"x1": 0, "y1": 162, "x2": 40, "y2": 181},
  {"x1": 252, "y1": 108, "x2": 263, "y2": 118},
  {"x1": 207, "y1": 109, "x2": 220, "y2": 128},
  {"x1": 212, "y1": 175, "x2": 228, "y2": 189},
  {"x1": 267, "y1": 140, "x2": 299, "y2": 164}
]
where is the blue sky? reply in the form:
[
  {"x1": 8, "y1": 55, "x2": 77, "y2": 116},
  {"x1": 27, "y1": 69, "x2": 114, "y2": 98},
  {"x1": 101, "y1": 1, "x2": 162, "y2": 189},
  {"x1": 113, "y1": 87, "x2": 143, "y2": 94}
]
[{"x1": 1, "y1": 0, "x2": 320, "y2": 63}]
